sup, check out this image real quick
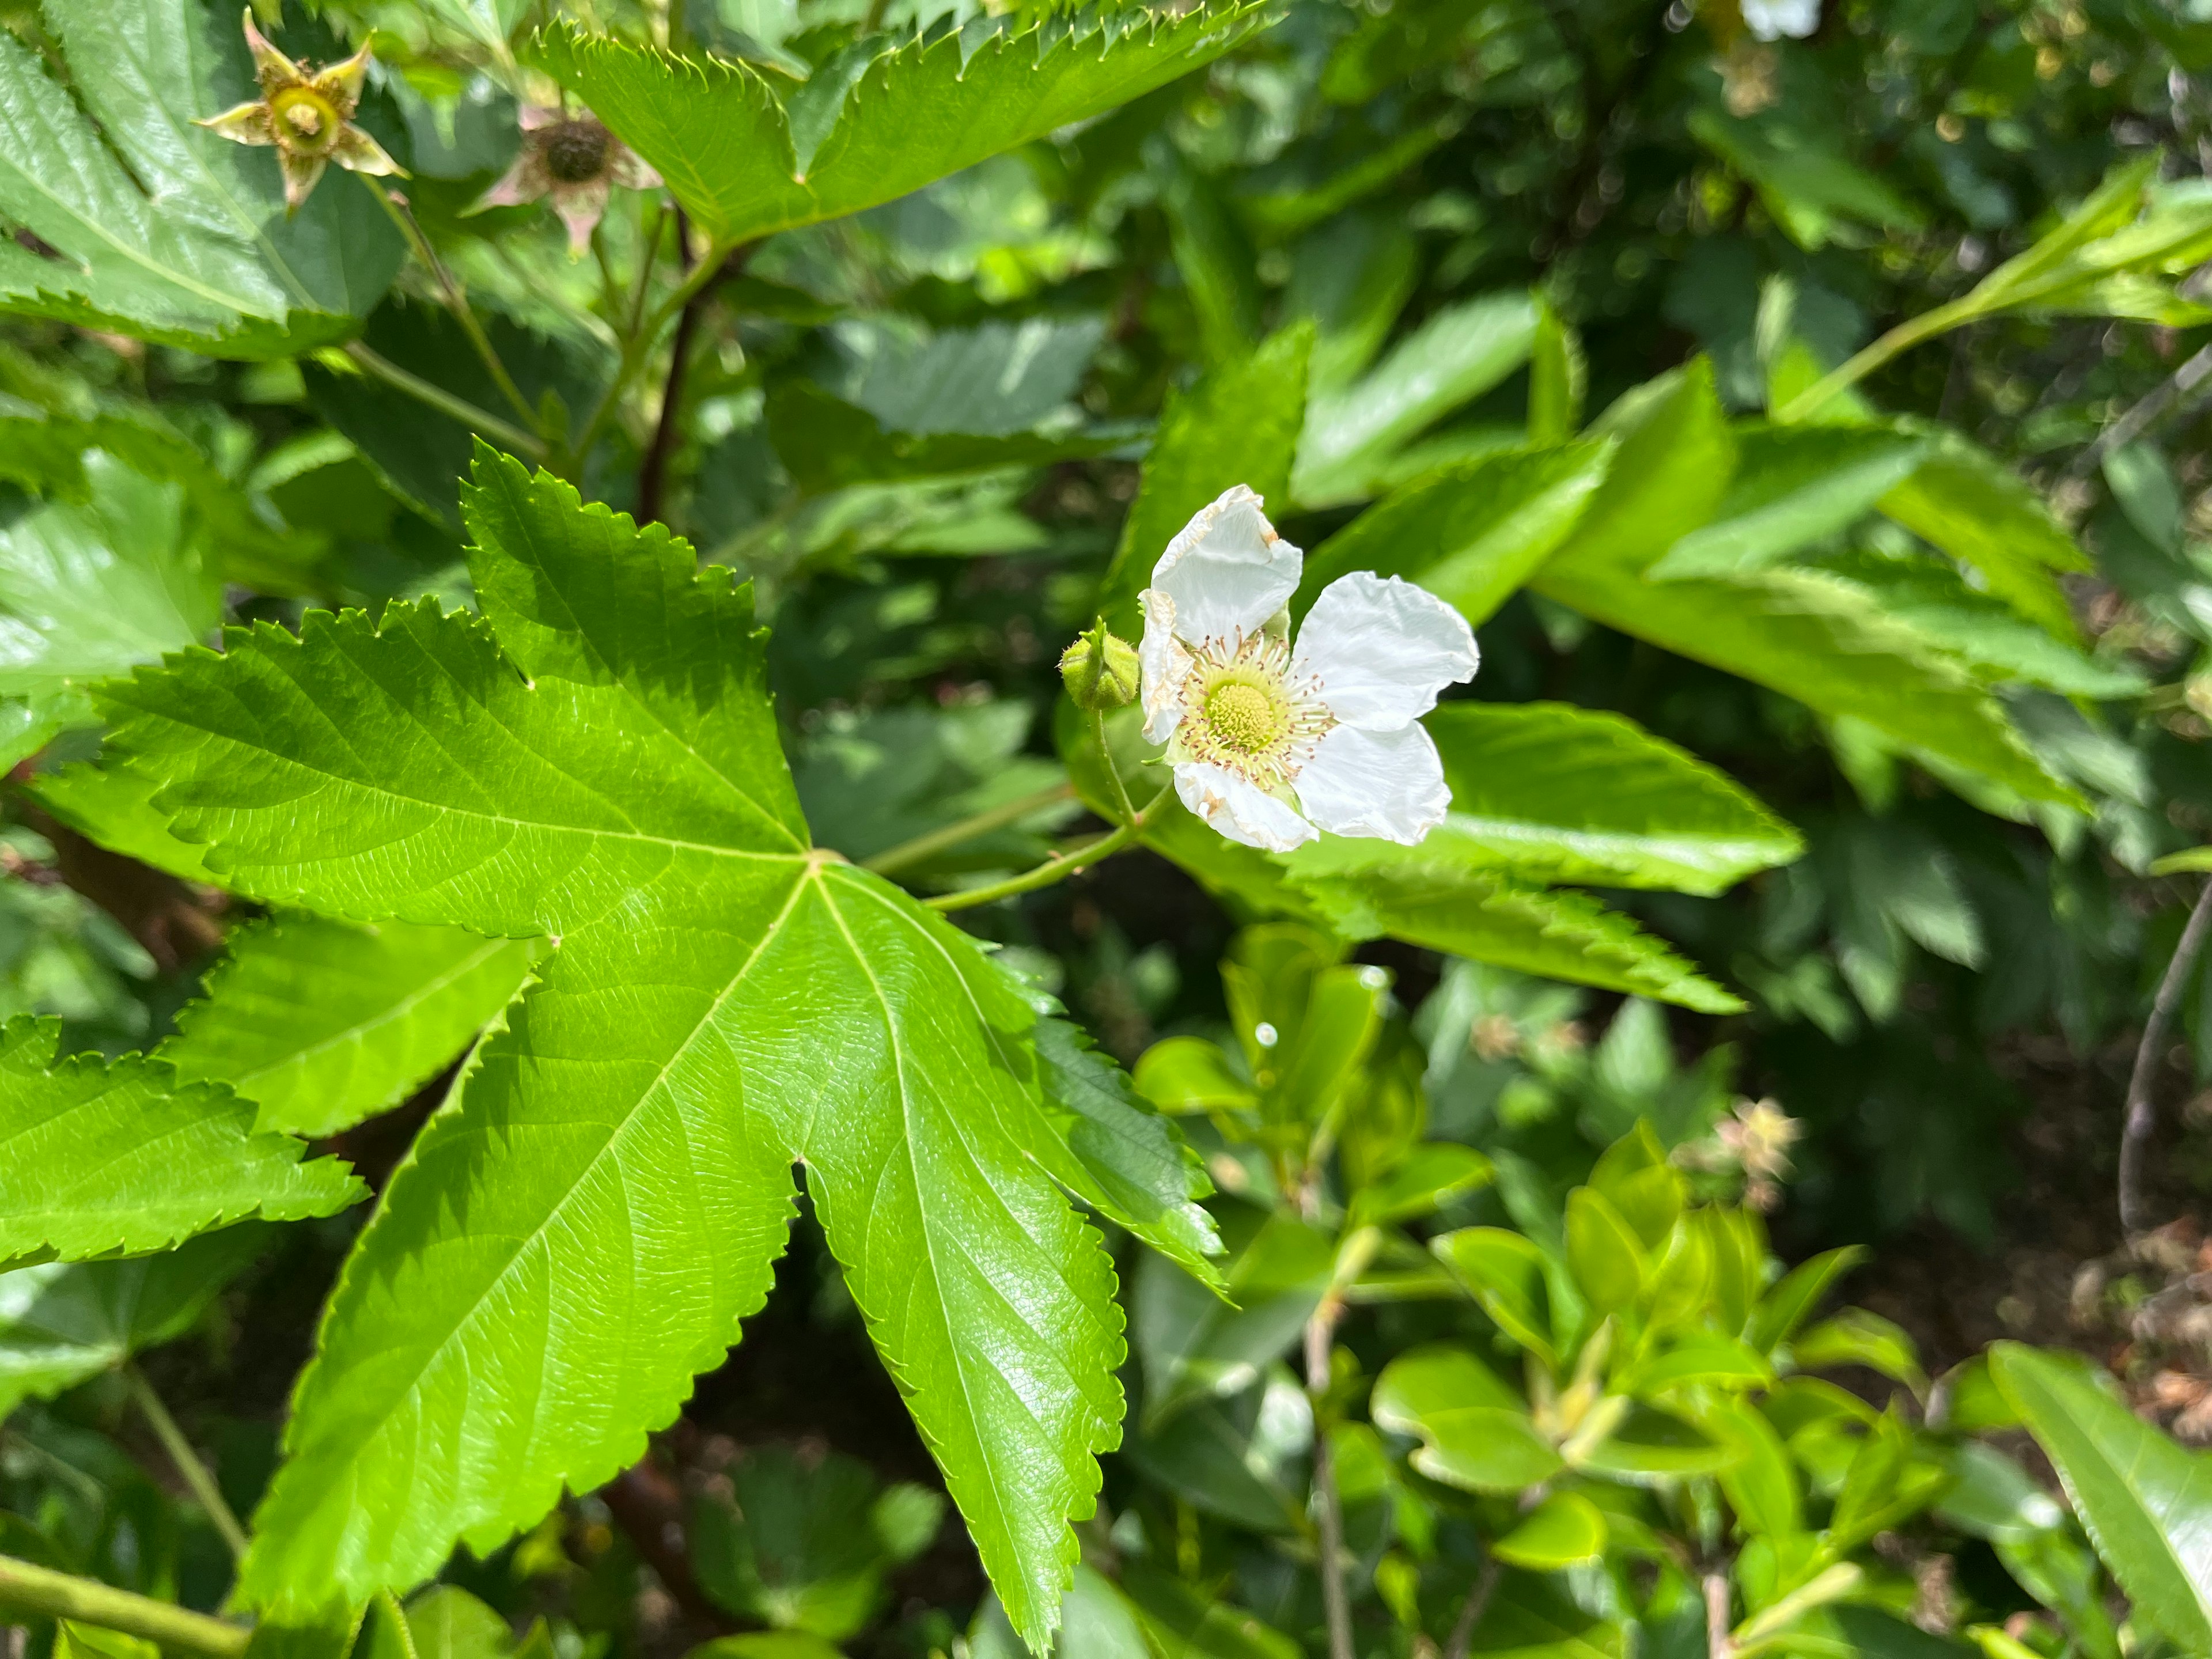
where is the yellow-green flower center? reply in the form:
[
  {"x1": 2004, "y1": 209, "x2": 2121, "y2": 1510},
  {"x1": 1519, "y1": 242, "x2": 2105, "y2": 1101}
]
[
  {"x1": 271, "y1": 86, "x2": 340, "y2": 156},
  {"x1": 1205, "y1": 680, "x2": 1283, "y2": 754}
]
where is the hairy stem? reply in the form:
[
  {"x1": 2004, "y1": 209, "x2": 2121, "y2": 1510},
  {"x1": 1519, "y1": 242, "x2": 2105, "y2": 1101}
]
[
  {"x1": 1094, "y1": 709, "x2": 1141, "y2": 828},
  {"x1": 342, "y1": 342, "x2": 547, "y2": 463},
  {"x1": 0, "y1": 1555, "x2": 248, "y2": 1658},
  {"x1": 923, "y1": 785, "x2": 1169, "y2": 912},
  {"x1": 1773, "y1": 297, "x2": 1975, "y2": 425},
  {"x1": 861, "y1": 782, "x2": 1077, "y2": 877},
  {"x1": 125, "y1": 1368, "x2": 249, "y2": 1564},
  {"x1": 2120, "y1": 878, "x2": 2212, "y2": 1234},
  {"x1": 1442, "y1": 1551, "x2": 1502, "y2": 1659},
  {"x1": 570, "y1": 234, "x2": 735, "y2": 475},
  {"x1": 365, "y1": 179, "x2": 537, "y2": 431},
  {"x1": 1305, "y1": 1302, "x2": 1354, "y2": 1659}
]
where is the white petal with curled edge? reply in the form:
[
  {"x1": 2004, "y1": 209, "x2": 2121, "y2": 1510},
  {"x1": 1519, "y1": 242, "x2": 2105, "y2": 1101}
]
[
  {"x1": 1294, "y1": 571, "x2": 1479, "y2": 731},
  {"x1": 1175, "y1": 761, "x2": 1317, "y2": 852},
  {"x1": 1139, "y1": 589, "x2": 1194, "y2": 745},
  {"x1": 1147, "y1": 485, "x2": 1302, "y2": 649},
  {"x1": 1294, "y1": 722, "x2": 1452, "y2": 844}
]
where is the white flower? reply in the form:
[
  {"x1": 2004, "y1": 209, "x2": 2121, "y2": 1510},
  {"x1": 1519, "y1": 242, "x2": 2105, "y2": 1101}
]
[
  {"x1": 1741, "y1": 0, "x2": 1819, "y2": 41},
  {"x1": 1137, "y1": 486, "x2": 1479, "y2": 853}
]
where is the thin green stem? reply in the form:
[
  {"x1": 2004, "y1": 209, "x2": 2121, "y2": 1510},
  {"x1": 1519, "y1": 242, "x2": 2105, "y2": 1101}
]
[
  {"x1": 125, "y1": 1367, "x2": 249, "y2": 1565},
  {"x1": 1772, "y1": 296, "x2": 1976, "y2": 424},
  {"x1": 1093, "y1": 709, "x2": 1141, "y2": 828},
  {"x1": 342, "y1": 342, "x2": 547, "y2": 463},
  {"x1": 365, "y1": 179, "x2": 537, "y2": 431},
  {"x1": 570, "y1": 234, "x2": 731, "y2": 469},
  {"x1": 924, "y1": 785, "x2": 1169, "y2": 912},
  {"x1": 0, "y1": 1555, "x2": 248, "y2": 1658},
  {"x1": 861, "y1": 782, "x2": 1078, "y2": 876}
]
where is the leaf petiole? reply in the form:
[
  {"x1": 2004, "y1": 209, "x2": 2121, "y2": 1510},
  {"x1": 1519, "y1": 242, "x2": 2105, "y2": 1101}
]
[
  {"x1": 126, "y1": 1366, "x2": 251, "y2": 1563},
  {"x1": 861, "y1": 781, "x2": 1079, "y2": 877},
  {"x1": 1772, "y1": 295, "x2": 1975, "y2": 424},
  {"x1": 0, "y1": 1554, "x2": 248, "y2": 1658},
  {"x1": 924, "y1": 785, "x2": 1172, "y2": 913},
  {"x1": 363, "y1": 178, "x2": 539, "y2": 433},
  {"x1": 341, "y1": 341, "x2": 548, "y2": 464}
]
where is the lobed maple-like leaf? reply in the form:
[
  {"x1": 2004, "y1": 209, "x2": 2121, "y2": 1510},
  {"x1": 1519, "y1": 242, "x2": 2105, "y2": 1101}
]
[
  {"x1": 97, "y1": 447, "x2": 1145, "y2": 1649},
  {"x1": 0, "y1": 1018, "x2": 365, "y2": 1271}
]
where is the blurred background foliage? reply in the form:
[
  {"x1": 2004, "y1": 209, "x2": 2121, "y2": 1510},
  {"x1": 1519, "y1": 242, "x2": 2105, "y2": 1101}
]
[{"x1": 10, "y1": 0, "x2": 2212, "y2": 1656}]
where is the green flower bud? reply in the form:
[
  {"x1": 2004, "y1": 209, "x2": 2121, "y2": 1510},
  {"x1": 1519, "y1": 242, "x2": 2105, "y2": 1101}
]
[{"x1": 1059, "y1": 618, "x2": 1141, "y2": 711}]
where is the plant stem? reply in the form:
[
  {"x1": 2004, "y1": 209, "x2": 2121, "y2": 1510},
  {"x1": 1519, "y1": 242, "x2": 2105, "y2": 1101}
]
[
  {"x1": 2120, "y1": 877, "x2": 2212, "y2": 1235},
  {"x1": 365, "y1": 179, "x2": 537, "y2": 431},
  {"x1": 1772, "y1": 297, "x2": 1975, "y2": 425},
  {"x1": 1093, "y1": 710, "x2": 1141, "y2": 828},
  {"x1": 861, "y1": 782, "x2": 1077, "y2": 877},
  {"x1": 569, "y1": 234, "x2": 734, "y2": 474},
  {"x1": 342, "y1": 342, "x2": 547, "y2": 463},
  {"x1": 1305, "y1": 1302, "x2": 1354, "y2": 1659},
  {"x1": 1703, "y1": 1573, "x2": 1735, "y2": 1659},
  {"x1": 1442, "y1": 1552, "x2": 1502, "y2": 1659},
  {"x1": 125, "y1": 1368, "x2": 249, "y2": 1564},
  {"x1": 922, "y1": 785, "x2": 1169, "y2": 912},
  {"x1": 2066, "y1": 339, "x2": 2212, "y2": 482},
  {"x1": 0, "y1": 1555, "x2": 247, "y2": 1658}
]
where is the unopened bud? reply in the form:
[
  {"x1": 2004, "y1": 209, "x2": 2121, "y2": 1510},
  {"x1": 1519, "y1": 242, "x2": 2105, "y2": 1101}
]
[{"x1": 1059, "y1": 618, "x2": 1140, "y2": 711}]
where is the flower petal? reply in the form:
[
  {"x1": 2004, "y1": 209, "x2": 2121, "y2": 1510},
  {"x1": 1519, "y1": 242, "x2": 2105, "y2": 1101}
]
[
  {"x1": 331, "y1": 124, "x2": 402, "y2": 178},
  {"x1": 609, "y1": 146, "x2": 664, "y2": 191},
  {"x1": 518, "y1": 104, "x2": 561, "y2": 132},
  {"x1": 552, "y1": 180, "x2": 613, "y2": 256},
  {"x1": 1175, "y1": 761, "x2": 1317, "y2": 853},
  {"x1": 197, "y1": 100, "x2": 276, "y2": 147},
  {"x1": 241, "y1": 9, "x2": 304, "y2": 95},
  {"x1": 1145, "y1": 484, "x2": 1301, "y2": 649},
  {"x1": 472, "y1": 154, "x2": 548, "y2": 211},
  {"x1": 310, "y1": 42, "x2": 374, "y2": 118},
  {"x1": 277, "y1": 150, "x2": 328, "y2": 212},
  {"x1": 1293, "y1": 571, "x2": 1478, "y2": 730},
  {"x1": 1139, "y1": 589, "x2": 1194, "y2": 745},
  {"x1": 1293, "y1": 722, "x2": 1450, "y2": 845}
]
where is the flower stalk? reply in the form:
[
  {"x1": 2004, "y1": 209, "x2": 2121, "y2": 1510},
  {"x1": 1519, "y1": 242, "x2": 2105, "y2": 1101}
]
[
  {"x1": 126, "y1": 1366, "x2": 250, "y2": 1564},
  {"x1": 0, "y1": 1555, "x2": 248, "y2": 1658}
]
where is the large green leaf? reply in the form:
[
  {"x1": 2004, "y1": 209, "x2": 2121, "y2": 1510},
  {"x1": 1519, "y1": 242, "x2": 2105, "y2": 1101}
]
[
  {"x1": 0, "y1": 1225, "x2": 268, "y2": 1419},
  {"x1": 0, "y1": 0, "x2": 402, "y2": 355},
  {"x1": 1532, "y1": 563, "x2": 2078, "y2": 806},
  {"x1": 532, "y1": 5, "x2": 1266, "y2": 245},
  {"x1": 1991, "y1": 1343, "x2": 2212, "y2": 1653},
  {"x1": 1293, "y1": 291, "x2": 1539, "y2": 507},
  {"x1": 1298, "y1": 441, "x2": 1615, "y2": 628},
  {"x1": 1543, "y1": 359, "x2": 1737, "y2": 578},
  {"x1": 1646, "y1": 425, "x2": 1930, "y2": 581},
  {"x1": 1393, "y1": 703, "x2": 1798, "y2": 896},
  {"x1": 100, "y1": 450, "x2": 1124, "y2": 1649},
  {"x1": 0, "y1": 452, "x2": 222, "y2": 768},
  {"x1": 0, "y1": 1018, "x2": 363, "y2": 1271},
  {"x1": 1370, "y1": 1344, "x2": 1562, "y2": 1493},
  {"x1": 162, "y1": 916, "x2": 543, "y2": 1139}
]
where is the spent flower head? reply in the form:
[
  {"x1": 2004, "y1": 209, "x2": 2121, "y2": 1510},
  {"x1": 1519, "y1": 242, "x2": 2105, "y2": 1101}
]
[
  {"x1": 1137, "y1": 486, "x2": 1479, "y2": 852},
  {"x1": 196, "y1": 10, "x2": 400, "y2": 213},
  {"x1": 476, "y1": 108, "x2": 664, "y2": 257}
]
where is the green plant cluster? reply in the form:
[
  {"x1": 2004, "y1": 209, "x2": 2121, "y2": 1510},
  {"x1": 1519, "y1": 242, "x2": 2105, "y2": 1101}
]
[{"x1": 4, "y1": 2, "x2": 2212, "y2": 1659}]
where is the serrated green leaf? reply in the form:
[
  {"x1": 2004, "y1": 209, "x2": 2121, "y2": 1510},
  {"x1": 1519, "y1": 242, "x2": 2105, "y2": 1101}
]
[
  {"x1": 1412, "y1": 703, "x2": 1800, "y2": 896},
  {"x1": 1533, "y1": 563, "x2": 2079, "y2": 807},
  {"x1": 101, "y1": 450, "x2": 1123, "y2": 1650},
  {"x1": 1298, "y1": 441, "x2": 1615, "y2": 628},
  {"x1": 1546, "y1": 359, "x2": 1737, "y2": 578},
  {"x1": 532, "y1": 6, "x2": 1267, "y2": 246},
  {"x1": 0, "y1": 0, "x2": 402, "y2": 355},
  {"x1": 0, "y1": 1225, "x2": 267, "y2": 1419},
  {"x1": 162, "y1": 915, "x2": 542, "y2": 1138},
  {"x1": 1028, "y1": 1013, "x2": 1224, "y2": 1287},
  {"x1": 1095, "y1": 324, "x2": 1312, "y2": 631},
  {"x1": 1293, "y1": 291, "x2": 1539, "y2": 507},
  {"x1": 1986, "y1": 1339, "x2": 2205, "y2": 1626},
  {"x1": 0, "y1": 1018, "x2": 363, "y2": 1270}
]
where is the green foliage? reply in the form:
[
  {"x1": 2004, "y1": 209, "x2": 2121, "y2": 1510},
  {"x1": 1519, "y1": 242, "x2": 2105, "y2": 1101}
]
[
  {"x1": 0, "y1": 1018, "x2": 362, "y2": 1269},
  {"x1": 0, "y1": 0, "x2": 402, "y2": 354}
]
